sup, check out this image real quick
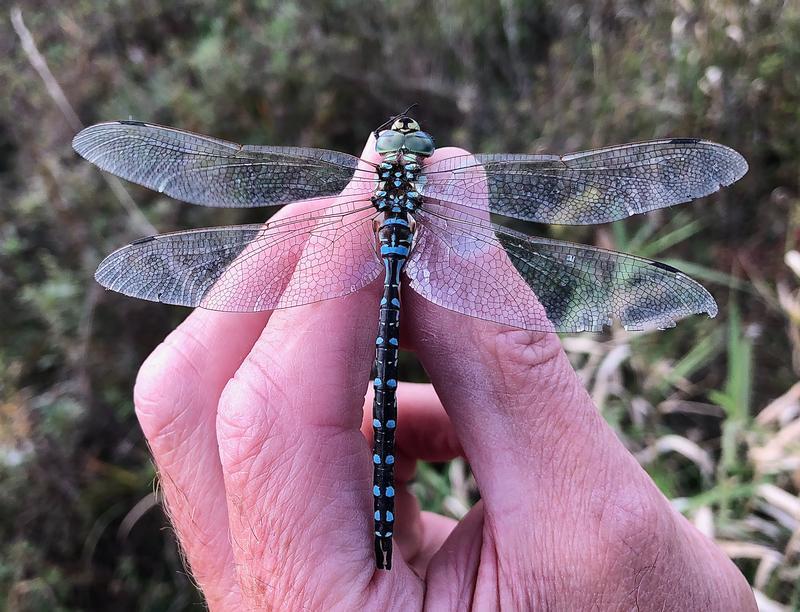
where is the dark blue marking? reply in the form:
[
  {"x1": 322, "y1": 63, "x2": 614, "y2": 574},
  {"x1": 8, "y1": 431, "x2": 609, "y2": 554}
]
[
  {"x1": 373, "y1": 454, "x2": 381, "y2": 464},
  {"x1": 386, "y1": 379, "x2": 397, "y2": 388},
  {"x1": 386, "y1": 455, "x2": 395, "y2": 465},
  {"x1": 391, "y1": 298, "x2": 400, "y2": 307},
  {"x1": 374, "y1": 377, "x2": 382, "y2": 387},
  {"x1": 386, "y1": 419, "x2": 396, "y2": 428},
  {"x1": 389, "y1": 338, "x2": 399, "y2": 346}
]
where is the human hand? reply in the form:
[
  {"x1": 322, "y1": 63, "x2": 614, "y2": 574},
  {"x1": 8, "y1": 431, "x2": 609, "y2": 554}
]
[{"x1": 133, "y1": 139, "x2": 756, "y2": 610}]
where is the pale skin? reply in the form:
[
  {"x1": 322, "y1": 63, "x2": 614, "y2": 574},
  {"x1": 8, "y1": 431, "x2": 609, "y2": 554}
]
[{"x1": 133, "y1": 139, "x2": 757, "y2": 610}]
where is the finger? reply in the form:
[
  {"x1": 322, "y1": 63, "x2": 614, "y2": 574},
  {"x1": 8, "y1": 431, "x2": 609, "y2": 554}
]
[
  {"x1": 134, "y1": 310, "x2": 267, "y2": 609},
  {"x1": 215, "y1": 138, "x2": 423, "y2": 608},
  {"x1": 424, "y1": 501, "x2": 484, "y2": 609},
  {"x1": 134, "y1": 193, "x2": 341, "y2": 607},
  {"x1": 412, "y1": 511, "x2": 459, "y2": 575},
  {"x1": 405, "y1": 145, "x2": 669, "y2": 560},
  {"x1": 405, "y1": 294, "x2": 604, "y2": 517},
  {"x1": 360, "y1": 382, "x2": 462, "y2": 469}
]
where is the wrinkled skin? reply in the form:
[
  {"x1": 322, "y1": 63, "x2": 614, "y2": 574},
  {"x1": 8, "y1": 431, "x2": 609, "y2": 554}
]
[{"x1": 134, "y1": 139, "x2": 756, "y2": 611}]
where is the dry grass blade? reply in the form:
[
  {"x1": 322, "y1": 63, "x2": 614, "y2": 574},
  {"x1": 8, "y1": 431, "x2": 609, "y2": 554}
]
[
  {"x1": 636, "y1": 434, "x2": 715, "y2": 482},
  {"x1": 750, "y1": 418, "x2": 800, "y2": 475},
  {"x1": 757, "y1": 382, "x2": 800, "y2": 426},
  {"x1": 717, "y1": 541, "x2": 784, "y2": 591},
  {"x1": 753, "y1": 589, "x2": 790, "y2": 612}
]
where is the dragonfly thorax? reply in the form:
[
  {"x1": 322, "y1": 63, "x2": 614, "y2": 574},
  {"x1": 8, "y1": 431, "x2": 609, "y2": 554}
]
[{"x1": 371, "y1": 154, "x2": 425, "y2": 214}]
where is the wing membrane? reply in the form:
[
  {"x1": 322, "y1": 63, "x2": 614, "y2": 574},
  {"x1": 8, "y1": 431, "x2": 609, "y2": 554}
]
[
  {"x1": 95, "y1": 203, "x2": 381, "y2": 311},
  {"x1": 407, "y1": 203, "x2": 716, "y2": 332},
  {"x1": 422, "y1": 139, "x2": 747, "y2": 224},
  {"x1": 74, "y1": 121, "x2": 374, "y2": 208}
]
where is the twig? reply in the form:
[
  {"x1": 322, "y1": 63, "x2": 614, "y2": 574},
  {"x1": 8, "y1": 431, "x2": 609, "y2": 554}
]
[
  {"x1": 10, "y1": 7, "x2": 81, "y2": 130},
  {"x1": 10, "y1": 5, "x2": 156, "y2": 236}
]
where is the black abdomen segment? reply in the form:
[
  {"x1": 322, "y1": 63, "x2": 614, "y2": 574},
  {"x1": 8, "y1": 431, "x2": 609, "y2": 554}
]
[{"x1": 372, "y1": 214, "x2": 411, "y2": 570}]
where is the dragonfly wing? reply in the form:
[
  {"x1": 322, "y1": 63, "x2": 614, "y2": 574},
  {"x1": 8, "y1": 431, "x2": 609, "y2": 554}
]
[
  {"x1": 73, "y1": 121, "x2": 374, "y2": 208},
  {"x1": 95, "y1": 202, "x2": 381, "y2": 311},
  {"x1": 407, "y1": 203, "x2": 717, "y2": 332},
  {"x1": 422, "y1": 139, "x2": 747, "y2": 224}
]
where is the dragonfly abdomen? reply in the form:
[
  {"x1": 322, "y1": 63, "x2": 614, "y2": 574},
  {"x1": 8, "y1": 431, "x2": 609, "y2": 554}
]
[{"x1": 372, "y1": 212, "x2": 413, "y2": 571}]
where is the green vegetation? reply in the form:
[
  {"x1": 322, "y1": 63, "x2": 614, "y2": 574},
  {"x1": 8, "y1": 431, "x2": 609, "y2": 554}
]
[{"x1": 1, "y1": 1, "x2": 799, "y2": 609}]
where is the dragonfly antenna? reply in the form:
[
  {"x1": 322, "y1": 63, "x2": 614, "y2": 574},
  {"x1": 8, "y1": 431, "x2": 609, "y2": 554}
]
[{"x1": 373, "y1": 103, "x2": 419, "y2": 137}]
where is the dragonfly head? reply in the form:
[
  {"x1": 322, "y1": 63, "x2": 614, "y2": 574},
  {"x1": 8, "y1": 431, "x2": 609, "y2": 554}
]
[
  {"x1": 391, "y1": 116, "x2": 421, "y2": 134},
  {"x1": 375, "y1": 116, "x2": 436, "y2": 158}
]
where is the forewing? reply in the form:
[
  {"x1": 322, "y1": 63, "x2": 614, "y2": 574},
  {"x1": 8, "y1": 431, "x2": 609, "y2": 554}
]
[
  {"x1": 407, "y1": 203, "x2": 717, "y2": 332},
  {"x1": 422, "y1": 139, "x2": 747, "y2": 224},
  {"x1": 95, "y1": 203, "x2": 381, "y2": 311},
  {"x1": 73, "y1": 121, "x2": 373, "y2": 207}
]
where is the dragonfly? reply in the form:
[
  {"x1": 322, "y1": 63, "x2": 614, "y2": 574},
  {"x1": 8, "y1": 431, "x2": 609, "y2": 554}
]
[{"x1": 73, "y1": 113, "x2": 747, "y2": 570}]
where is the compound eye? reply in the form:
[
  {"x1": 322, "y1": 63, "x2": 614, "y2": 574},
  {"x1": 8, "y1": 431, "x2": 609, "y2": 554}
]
[
  {"x1": 375, "y1": 130, "x2": 405, "y2": 154},
  {"x1": 404, "y1": 132, "x2": 435, "y2": 157}
]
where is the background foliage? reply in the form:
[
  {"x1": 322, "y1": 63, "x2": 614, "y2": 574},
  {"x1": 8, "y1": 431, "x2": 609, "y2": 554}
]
[{"x1": 1, "y1": 0, "x2": 799, "y2": 609}]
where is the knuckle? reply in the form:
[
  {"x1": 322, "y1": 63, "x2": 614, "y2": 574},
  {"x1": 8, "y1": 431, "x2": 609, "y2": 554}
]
[
  {"x1": 216, "y1": 372, "x2": 300, "y2": 499},
  {"x1": 477, "y1": 326, "x2": 578, "y2": 413},
  {"x1": 216, "y1": 377, "x2": 275, "y2": 474},
  {"x1": 490, "y1": 328, "x2": 564, "y2": 370},
  {"x1": 133, "y1": 340, "x2": 198, "y2": 444}
]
